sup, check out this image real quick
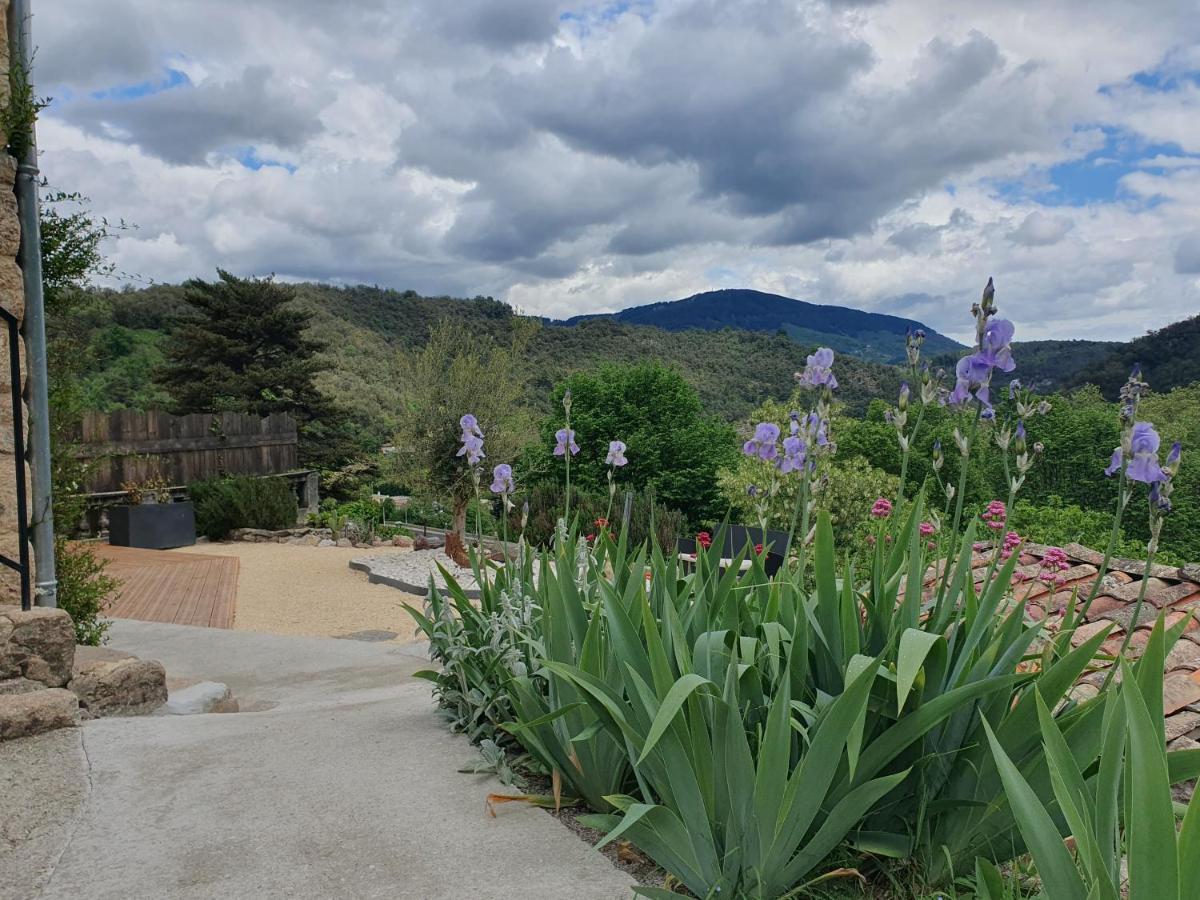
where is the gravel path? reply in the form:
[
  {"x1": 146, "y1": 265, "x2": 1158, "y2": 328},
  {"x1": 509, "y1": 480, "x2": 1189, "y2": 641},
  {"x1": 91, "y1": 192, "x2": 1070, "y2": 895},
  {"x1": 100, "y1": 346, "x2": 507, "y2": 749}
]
[{"x1": 173, "y1": 542, "x2": 424, "y2": 642}]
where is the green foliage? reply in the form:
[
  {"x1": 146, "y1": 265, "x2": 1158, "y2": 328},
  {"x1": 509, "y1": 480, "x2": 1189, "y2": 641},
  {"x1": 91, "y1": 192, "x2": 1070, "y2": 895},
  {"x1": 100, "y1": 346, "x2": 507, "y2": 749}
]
[
  {"x1": 2, "y1": 55, "x2": 48, "y2": 159},
  {"x1": 718, "y1": 397, "x2": 899, "y2": 546},
  {"x1": 42, "y1": 191, "x2": 128, "y2": 642},
  {"x1": 189, "y1": 475, "x2": 299, "y2": 540},
  {"x1": 537, "y1": 362, "x2": 737, "y2": 525},
  {"x1": 1008, "y1": 496, "x2": 1145, "y2": 559},
  {"x1": 392, "y1": 319, "x2": 537, "y2": 540},
  {"x1": 410, "y1": 493, "x2": 1189, "y2": 897},
  {"x1": 984, "y1": 616, "x2": 1200, "y2": 900},
  {"x1": 53, "y1": 537, "x2": 116, "y2": 645}
]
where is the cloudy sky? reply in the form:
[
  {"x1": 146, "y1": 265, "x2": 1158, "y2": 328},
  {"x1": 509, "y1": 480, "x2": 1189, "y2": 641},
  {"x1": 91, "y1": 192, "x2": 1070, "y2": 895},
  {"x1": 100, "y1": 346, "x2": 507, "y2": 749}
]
[{"x1": 35, "y1": 0, "x2": 1200, "y2": 341}]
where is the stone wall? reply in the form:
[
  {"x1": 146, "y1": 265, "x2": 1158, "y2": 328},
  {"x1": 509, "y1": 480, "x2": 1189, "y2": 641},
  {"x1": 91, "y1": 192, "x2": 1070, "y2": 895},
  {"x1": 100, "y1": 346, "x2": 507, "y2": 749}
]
[{"x1": 0, "y1": 0, "x2": 31, "y2": 607}]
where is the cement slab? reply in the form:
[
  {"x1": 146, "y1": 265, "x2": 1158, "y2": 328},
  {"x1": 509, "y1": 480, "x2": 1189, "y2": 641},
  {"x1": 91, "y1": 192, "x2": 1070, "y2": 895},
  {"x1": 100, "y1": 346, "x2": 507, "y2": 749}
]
[{"x1": 4, "y1": 621, "x2": 634, "y2": 899}]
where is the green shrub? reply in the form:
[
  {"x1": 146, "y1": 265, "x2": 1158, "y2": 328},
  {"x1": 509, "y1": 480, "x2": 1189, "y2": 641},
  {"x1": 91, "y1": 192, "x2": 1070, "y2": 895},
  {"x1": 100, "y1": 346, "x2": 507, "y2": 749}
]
[
  {"x1": 54, "y1": 536, "x2": 117, "y2": 645},
  {"x1": 189, "y1": 475, "x2": 298, "y2": 540}
]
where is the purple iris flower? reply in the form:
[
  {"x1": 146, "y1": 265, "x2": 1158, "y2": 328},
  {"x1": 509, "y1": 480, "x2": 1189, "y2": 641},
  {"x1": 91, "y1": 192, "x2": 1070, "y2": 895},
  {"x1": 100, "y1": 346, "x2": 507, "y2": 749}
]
[
  {"x1": 554, "y1": 428, "x2": 579, "y2": 457},
  {"x1": 1104, "y1": 447, "x2": 1123, "y2": 477},
  {"x1": 605, "y1": 440, "x2": 628, "y2": 467},
  {"x1": 1008, "y1": 379, "x2": 1022, "y2": 399},
  {"x1": 948, "y1": 356, "x2": 994, "y2": 414},
  {"x1": 743, "y1": 422, "x2": 780, "y2": 460},
  {"x1": 788, "y1": 411, "x2": 801, "y2": 435},
  {"x1": 1168, "y1": 442, "x2": 1182, "y2": 466},
  {"x1": 974, "y1": 319, "x2": 1016, "y2": 373},
  {"x1": 1125, "y1": 422, "x2": 1166, "y2": 484},
  {"x1": 460, "y1": 413, "x2": 483, "y2": 439},
  {"x1": 457, "y1": 434, "x2": 485, "y2": 466},
  {"x1": 797, "y1": 348, "x2": 838, "y2": 390},
  {"x1": 490, "y1": 463, "x2": 514, "y2": 494},
  {"x1": 778, "y1": 436, "x2": 807, "y2": 474}
]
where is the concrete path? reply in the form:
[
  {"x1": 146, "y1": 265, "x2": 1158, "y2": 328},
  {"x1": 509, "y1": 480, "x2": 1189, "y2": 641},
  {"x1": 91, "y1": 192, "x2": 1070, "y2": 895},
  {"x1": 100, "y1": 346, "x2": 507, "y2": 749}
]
[{"x1": 2, "y1": 621, "x2": 634, "y2": 900}]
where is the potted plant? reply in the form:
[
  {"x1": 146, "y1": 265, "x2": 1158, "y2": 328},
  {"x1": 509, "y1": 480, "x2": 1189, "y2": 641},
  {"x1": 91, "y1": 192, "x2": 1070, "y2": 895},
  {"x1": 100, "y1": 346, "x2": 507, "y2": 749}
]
[{"x1": 109, "y1": 476, "x2": 196, "y2": 549}]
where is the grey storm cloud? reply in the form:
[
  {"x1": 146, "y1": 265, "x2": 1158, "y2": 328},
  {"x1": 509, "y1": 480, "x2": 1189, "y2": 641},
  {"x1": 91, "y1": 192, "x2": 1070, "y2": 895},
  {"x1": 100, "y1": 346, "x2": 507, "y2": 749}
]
[
  {"x1": 396, "y1": 6, "x2": 1049, "y2": 260},
  {"x1": 59, "y1": 67, "x2": 324, "y2": 165},
  {"x1": 1176, "y1": 234, "x2": 1200, "y2": 274}
]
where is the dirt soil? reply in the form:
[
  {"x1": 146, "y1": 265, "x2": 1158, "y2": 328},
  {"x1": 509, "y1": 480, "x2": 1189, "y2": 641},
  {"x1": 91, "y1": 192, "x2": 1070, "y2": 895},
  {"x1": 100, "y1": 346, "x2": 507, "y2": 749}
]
[{"x1": 175, "y1": 542, "x2": 424, "y2": 642}]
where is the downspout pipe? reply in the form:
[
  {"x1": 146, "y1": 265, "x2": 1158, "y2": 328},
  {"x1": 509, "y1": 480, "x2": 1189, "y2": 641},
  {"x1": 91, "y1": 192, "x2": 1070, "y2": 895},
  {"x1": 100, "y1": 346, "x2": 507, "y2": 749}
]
[{"x1": 8, "y1": 0, "x2": 57, "y2": 607}]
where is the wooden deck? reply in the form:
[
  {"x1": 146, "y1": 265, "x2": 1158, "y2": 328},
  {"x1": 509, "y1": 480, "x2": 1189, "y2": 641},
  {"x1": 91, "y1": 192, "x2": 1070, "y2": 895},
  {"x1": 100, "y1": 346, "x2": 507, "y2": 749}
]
[{"x1": 85, "y1": 544, "x2": 239, "y2": 629}]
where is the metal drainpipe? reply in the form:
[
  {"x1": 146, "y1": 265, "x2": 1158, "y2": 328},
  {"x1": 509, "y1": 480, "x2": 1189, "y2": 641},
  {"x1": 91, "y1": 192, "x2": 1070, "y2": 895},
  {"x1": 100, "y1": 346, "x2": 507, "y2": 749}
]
[{"x1": 9, "y1": 0, "x2": 57, "y2": 608}]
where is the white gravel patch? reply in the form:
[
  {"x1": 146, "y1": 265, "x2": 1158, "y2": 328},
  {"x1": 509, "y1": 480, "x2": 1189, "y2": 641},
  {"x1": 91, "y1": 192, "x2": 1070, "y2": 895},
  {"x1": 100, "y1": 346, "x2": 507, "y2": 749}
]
[{"x1": 351, "y1": 549, "x2": 482, "y2": 594}]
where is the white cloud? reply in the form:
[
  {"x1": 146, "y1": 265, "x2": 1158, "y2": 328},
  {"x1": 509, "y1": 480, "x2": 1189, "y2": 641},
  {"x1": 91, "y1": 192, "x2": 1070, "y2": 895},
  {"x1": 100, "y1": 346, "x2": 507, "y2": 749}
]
[{"x1": 32, "y1": 0, "x2": 1200, "y2": 341}]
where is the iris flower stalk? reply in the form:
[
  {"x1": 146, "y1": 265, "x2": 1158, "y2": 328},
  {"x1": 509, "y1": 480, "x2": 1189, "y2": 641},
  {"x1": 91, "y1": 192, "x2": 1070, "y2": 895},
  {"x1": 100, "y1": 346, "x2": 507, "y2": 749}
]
[
  {"x1": 603, "y1": 440, "x2": 628, "y2": 525},
  {"x1": 1100, "y1": 435, "x2": 1179, "y2": 691},
  {"x1": 1073, "y1": 365, "x2": 1148, "y2": 624},
  {"x1": 554, "y1": 390, "x2": 580, "y2": 527}
]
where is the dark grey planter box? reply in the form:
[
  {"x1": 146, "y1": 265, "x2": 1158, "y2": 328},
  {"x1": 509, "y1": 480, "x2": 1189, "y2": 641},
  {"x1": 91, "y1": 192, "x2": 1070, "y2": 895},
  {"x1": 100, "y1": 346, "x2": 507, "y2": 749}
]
[{"x1": 109, "y1": 501, "x2": 196, "y2": 549}]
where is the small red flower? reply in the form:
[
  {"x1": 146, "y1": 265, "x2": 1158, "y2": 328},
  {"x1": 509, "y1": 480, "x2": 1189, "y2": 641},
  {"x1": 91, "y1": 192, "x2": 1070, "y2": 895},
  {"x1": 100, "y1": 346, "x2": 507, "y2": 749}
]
[
  {"x1": 585, "y1": 533, "x2": 595, "y2": 543},
  {"x1": 754, "y1": 543, "x2": 765, "y2": 555},
  {"x1": 696, "y1": 531, "x2": 712, "y2": 549},
  {"x1": 594, "y1": 517, "x2": 609, "y2": 528}
]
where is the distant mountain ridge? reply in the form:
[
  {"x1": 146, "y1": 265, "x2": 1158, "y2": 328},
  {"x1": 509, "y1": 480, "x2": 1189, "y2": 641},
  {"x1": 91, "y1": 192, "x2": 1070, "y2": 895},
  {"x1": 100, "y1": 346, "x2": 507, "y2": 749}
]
[{"x1": 558, "y1": 288, "x2": 963, "y2": 364}]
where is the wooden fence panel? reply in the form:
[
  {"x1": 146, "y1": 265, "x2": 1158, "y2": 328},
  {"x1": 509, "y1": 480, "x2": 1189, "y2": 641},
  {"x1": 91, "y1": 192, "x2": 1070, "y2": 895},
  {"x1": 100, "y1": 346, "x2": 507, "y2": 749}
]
[{"x1": 72, "y1": 410, "x2": 299, "y2": 493}]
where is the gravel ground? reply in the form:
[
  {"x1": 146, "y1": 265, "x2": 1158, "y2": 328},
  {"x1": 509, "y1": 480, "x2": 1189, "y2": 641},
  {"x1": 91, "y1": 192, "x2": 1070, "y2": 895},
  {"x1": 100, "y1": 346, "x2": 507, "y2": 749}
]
[
  {"x1": 173, "y1": 542, "x2": 424, "y2": 642},
  {"x1": 351, "y1": 548, "x2": 482, "y2": 593}
]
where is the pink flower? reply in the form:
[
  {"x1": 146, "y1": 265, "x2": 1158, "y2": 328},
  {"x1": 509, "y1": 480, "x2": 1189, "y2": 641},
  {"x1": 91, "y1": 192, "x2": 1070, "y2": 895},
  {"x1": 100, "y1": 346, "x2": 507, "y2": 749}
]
[
  {"x1": 1000, "y1": 530, "x2": 1022, "y2": 560},
  {"x1": 871, "y1": 497, "x2": 893, "y2": 519},
  {"x1": 981, "y1": 500, "x2": 1007, "y2": 531},
  {"x1": 1038, "y1": 547, "x2": 1070, "y2": 585},
  {"x1": 919, "y1": 521, "x2": 935, "y2": 537}
]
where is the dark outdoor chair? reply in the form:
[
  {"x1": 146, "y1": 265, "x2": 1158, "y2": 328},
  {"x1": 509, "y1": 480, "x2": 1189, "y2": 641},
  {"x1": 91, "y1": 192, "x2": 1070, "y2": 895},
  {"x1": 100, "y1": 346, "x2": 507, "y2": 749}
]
[{"x1": 725, "y1": 525, "x2": 791, "y2": 559}]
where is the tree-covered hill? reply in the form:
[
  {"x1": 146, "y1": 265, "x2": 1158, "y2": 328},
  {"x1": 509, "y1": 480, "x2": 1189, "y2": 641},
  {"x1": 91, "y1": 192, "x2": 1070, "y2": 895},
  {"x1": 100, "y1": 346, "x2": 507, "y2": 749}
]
[
  {"x1": 1061, "y1": 313, "x2": 1200, "y2": 399},
  {"x1": 560, "y1": 288, "x2": 962, "y2": 363},
  {"x1": 72, "y1": 283, "x2": 905, "y2": 443}
]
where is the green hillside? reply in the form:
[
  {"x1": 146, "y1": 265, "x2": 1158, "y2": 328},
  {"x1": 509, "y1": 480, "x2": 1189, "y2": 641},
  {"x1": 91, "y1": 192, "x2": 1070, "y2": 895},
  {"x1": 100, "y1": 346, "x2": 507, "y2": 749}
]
[{"x1": 72, "y1": 283, "x2": 907, "y2": 446}]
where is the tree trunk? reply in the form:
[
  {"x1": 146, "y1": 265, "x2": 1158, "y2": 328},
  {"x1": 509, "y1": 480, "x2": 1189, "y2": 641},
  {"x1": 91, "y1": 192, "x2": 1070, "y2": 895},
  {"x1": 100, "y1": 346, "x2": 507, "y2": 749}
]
[{"x1": 445, "y1": 498, "x2": 470, "y2": 567}]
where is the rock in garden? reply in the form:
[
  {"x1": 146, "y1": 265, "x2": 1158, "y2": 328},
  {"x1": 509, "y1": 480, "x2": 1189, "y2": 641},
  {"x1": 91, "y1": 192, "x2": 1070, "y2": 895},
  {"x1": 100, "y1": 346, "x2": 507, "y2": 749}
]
[
  {"x1": 319, "y1": 539, "x2": 336, "y2": 547},
  {"x1": 0, "y1": 608, "x2": 76, "y2": 687},
  {"x1": 302, "y1": 534, "x2": 321, "y2": 546},
  {"x1": 413, "y1": 534, "x2": 444, "y2": 550},
  {"x1": 391, "y1": 536, "x2": 413, "y2": 548},
  {"x1": 336, "y1": 538, "x2": 353, "y2": 548},
  {"x1": 165, "y1": 681, "x2": 237, "y2": 715},
  {"x1": 0, "y1": 688, "x2": 78, "y2": 740},
  {"x1": 0, "y1": 676, "x2": 44, "y2": 695},
  {"x1": 69, "y1": 658, "x2": 168, "y2": 718}
]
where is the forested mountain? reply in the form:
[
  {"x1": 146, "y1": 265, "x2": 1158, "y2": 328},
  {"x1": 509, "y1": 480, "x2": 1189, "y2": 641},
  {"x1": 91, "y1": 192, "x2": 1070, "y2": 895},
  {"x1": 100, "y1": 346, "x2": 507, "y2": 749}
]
[
  {"x1": 560, "y1": 288, "x2": 962, "y2": 363},
  {"x1": 1060, "y1": 313, "x2": 1200, "y2": 398},
  {"x1": 71, "y1": 284, "x2": 904, "y2": 444},
  {"x1": 68, "y1": 281, "x2": 1197, "y2": 452}
]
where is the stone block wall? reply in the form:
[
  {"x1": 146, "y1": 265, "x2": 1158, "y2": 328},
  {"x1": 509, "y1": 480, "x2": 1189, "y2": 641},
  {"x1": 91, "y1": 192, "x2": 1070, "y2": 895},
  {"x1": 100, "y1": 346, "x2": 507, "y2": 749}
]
[{"x1": 0, "y1": 0, "x2": 31, "y2": 607}]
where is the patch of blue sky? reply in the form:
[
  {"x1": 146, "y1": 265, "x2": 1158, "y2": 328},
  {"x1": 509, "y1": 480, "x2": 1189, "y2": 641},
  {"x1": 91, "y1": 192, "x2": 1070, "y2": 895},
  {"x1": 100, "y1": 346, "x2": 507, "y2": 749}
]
[
  {"x1": 234, "y1": 147, "x2": 297, "y2": 174},
  {"x1": 89, "y1": 67, "x2": 190, "y2": 102},
  {"x1": 560, "y1": 1, "x2": 653, "y2": 36},
  {"x1": 990, "y1": 125, "x2": 1197, "y2": 208}
]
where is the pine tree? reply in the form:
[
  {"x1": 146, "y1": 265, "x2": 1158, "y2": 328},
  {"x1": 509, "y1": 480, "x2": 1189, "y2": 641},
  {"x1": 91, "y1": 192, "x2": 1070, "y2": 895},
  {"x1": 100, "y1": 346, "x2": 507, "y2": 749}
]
[{"x1": 158, "y1": 270, "x2": 350, "y2": 468}]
